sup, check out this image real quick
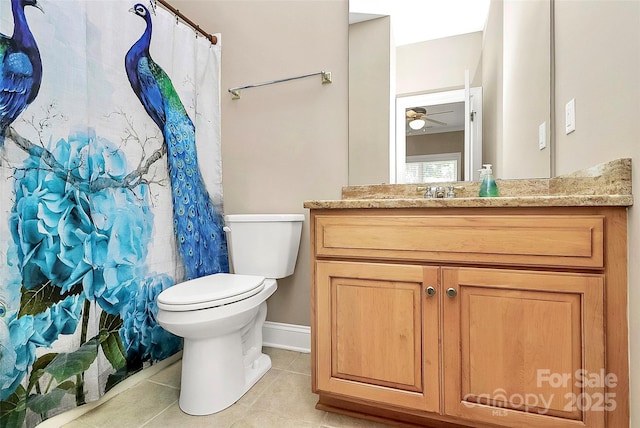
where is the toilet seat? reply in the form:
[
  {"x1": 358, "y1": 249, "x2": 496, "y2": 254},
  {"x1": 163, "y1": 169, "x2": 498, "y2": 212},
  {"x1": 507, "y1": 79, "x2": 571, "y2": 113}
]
[{"x1": 157, "y1": 273, "x2": 266, "y2": 312}]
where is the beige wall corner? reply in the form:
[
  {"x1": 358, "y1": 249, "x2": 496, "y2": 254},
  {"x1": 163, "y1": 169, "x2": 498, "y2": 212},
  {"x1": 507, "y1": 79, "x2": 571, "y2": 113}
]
[{"x1": 349, "y1": 17, "x2": 393, "y2": 185}]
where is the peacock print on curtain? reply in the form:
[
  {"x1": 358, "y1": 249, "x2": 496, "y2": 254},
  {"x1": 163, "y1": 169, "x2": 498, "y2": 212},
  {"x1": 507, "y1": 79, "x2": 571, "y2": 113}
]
[
  {"x1": 0, "y1": 0, "x2": 226, "y2": 426},
  {"x1": 125, "y1": 3, "x2": 228, "y2": 280}
]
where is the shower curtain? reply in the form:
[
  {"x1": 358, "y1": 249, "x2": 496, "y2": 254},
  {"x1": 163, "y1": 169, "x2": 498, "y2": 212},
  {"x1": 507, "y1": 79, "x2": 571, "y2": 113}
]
[{"x1": 0, "y1": 1, "x2": 225, "y2": 426}]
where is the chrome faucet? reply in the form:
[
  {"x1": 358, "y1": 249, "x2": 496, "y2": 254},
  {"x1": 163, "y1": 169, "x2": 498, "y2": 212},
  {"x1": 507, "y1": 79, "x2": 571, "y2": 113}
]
[
  {"x1": 425, "y1": 186, "x2": 434, "y2": 198},
  {"x1": 417, "y1": 185, "x2": 464, "y2": 199},
  {"x1": 446, "y1": 186, "x2": 456, "y2": 198}
]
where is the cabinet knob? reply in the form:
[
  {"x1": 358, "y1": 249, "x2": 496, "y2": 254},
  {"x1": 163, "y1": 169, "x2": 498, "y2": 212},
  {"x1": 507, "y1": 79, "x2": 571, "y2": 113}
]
[
  {"x1": 446, "y1": 287, "x2": 458, "y2": 298},
  {"x1": 425, "y1": 286, "x2": 436, "y2": 297}
]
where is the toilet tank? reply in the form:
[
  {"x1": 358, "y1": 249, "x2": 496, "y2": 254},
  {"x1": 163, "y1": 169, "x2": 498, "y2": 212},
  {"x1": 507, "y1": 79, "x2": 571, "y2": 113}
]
[{"x1": 224, "y1": 214, "x2": 304, "y2": 279}]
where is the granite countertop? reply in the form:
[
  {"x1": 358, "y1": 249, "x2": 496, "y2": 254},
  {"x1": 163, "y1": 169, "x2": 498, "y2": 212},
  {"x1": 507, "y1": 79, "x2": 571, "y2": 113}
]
[{"x1": 303, "y1": 158, "x2": 633, "y2": 209}]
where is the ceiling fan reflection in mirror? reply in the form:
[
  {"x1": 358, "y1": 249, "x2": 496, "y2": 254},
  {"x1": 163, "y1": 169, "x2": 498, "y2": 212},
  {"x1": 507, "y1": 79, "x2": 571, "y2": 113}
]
[{"x1": 406, "y1": 107, "x2": 451, "y2": 130}]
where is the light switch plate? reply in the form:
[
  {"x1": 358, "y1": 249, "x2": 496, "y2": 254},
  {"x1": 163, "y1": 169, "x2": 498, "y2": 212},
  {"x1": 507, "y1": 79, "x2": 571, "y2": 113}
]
[
  {"x1": 539, "y1": 122, "x2": 547, "y2": 150},
  {"x1": 566, "y1": 99, "x2": 576, "y2": 134}
]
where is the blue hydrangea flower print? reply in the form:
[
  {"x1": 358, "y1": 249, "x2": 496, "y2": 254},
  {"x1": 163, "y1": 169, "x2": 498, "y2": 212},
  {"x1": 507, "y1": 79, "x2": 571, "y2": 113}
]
[
  {"x1": 0, "y1": 294, "x2": 83, "y2": 401},
  {"x1": 86, "y1": 185, "x2": 153, "y2": 315},
  {"x1": 119, "y1": 273, "x2": 181, "y2": 362},
  {"x1": 11, "y1": 133, "x2": 101, "y2": 292},
  {"x1": 5, "y1": 127, "x2": 181, "y2": 405},
  {"x1": 10, "y1": 162, "x2": 93, "y2": 292},
  {"x1": 0, "y1": 243, "x2": 26, "y2": 400},
  {"x1": 10, "y1": 129, "x2": 154, "y2": 314}
]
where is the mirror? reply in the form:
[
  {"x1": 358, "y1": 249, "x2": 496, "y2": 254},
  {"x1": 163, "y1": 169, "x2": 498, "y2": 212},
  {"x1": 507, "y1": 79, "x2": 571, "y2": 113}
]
[
  {"x1": 348, "y1": 0, "x2": 552, "y2": 185},
  {"x1": 396, "y1": 81, "x2": 483, "y2": 183}
]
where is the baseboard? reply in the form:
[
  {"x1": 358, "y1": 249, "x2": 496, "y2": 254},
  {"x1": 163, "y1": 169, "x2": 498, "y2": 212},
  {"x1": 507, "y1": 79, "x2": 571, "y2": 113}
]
[{"x1": 262, "y1": 321, "x2": 311, "y2": 353}]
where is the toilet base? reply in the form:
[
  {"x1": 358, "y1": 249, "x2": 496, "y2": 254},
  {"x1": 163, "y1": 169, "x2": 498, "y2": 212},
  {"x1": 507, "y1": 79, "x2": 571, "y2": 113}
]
[
  {"x1": 244, "y1": 352, "x2": 272, "y2": 395},
  {"x1": 179, "y1": 336, "x2": 271, "y2": 416},
  {"x1": 176, "y1": 301, "x2": 273, "y2": 416}
]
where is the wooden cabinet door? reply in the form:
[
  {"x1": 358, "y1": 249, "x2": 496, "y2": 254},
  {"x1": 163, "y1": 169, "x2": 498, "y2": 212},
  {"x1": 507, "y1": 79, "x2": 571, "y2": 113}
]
[
  {"x1": 442, "y1": 268, "x2": 605, "y2": 428},
  {"x1": 315, "y1": 261, "x2": 440, "y2": 412}
]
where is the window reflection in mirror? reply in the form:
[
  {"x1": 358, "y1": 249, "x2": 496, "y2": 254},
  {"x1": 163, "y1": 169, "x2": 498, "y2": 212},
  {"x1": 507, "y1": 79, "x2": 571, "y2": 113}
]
[
  {"x1": 395, "y1": 87, "x2": 482, "y2": 183},
  {"x1": 404, "y1": 101, "x2": 464, "y2": 183}
]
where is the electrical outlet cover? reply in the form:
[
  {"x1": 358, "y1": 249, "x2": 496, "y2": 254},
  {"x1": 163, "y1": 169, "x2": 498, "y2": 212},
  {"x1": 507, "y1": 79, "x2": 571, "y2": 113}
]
[
  {"x1": 566, "y1": 99, "x2": 576, "y2": 134},
  {"x1": 539, "y1": 122, "x2": 547, "y2": 150}
]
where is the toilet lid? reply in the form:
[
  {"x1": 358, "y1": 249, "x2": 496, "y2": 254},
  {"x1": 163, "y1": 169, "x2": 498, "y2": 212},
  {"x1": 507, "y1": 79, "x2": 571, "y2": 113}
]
[{"x1": 157, "y1": 273, "x2": 266, "y2": 311}]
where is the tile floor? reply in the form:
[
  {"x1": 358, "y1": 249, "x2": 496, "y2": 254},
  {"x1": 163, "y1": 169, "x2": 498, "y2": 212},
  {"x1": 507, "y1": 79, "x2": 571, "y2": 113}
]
[{"x1": 61, "y1": 347, "x2": 392, "y2": 428}]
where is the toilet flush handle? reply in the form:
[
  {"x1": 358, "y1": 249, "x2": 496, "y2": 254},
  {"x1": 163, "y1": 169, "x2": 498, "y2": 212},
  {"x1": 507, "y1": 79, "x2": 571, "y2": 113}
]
[{"x1": 223, "y1": 226, "x2": 231, "y2": 233}]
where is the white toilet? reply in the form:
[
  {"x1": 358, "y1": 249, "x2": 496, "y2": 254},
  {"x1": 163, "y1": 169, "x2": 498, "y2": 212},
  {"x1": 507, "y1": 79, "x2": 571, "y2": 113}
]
[{"x1": 156, "y1": 213, "x2": 304, "y2": 416}]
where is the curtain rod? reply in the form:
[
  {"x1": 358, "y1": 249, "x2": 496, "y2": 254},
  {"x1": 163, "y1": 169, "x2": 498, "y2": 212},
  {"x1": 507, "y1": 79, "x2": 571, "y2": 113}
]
[
  {"x1": 228, "y1": 71, "x2": 332, "y2": 99},
  {"x1": 156, "y1": 0, "x2": 218, "y2": 45}
]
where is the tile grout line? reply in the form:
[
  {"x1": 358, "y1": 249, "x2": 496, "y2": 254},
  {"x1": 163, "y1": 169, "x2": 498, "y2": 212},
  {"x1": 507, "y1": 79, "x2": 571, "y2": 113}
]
[
  {"x1": 138, "y1": 398, "x2": 179, "y2": 428},
  {"x1": 146, "y1": 378, "x2": 181, "y2": 390}
]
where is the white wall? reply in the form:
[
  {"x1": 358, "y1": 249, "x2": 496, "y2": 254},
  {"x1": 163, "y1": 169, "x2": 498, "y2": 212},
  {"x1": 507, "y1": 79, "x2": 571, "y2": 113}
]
[
  {"x1": 501, "y1": 0, "x2": 551, "y2": 179},
  {"x1": 396, "y1": 32, "x2": 483, "y2": 96},
  {"x1": 483, "y1": 0, "x2": 551, "y2": 179},
  {"x1": 554, "y1": 1, "x2": 640, "y2": 425},
  {"x1": 481, "y1": 0, "x2": 503, "y2": 177},
  {"x1": 349, "y1": 17, "x2": 392, "y2": 185},
  {"x1": 170, "y1": 0, "x2": 349, "y2": 326}
]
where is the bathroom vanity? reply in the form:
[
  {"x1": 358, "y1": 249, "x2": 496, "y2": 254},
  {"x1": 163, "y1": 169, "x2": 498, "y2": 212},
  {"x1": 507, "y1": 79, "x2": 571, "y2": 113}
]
[{"x1": 304, "y1": 159, "x2": 632, "y2": 428}]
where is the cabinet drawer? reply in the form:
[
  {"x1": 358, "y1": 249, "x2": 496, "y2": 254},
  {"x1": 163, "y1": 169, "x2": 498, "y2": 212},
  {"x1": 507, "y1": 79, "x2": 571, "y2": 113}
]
[{"x1": 314, "y1": 215, "x2": 604, "y2": 268}]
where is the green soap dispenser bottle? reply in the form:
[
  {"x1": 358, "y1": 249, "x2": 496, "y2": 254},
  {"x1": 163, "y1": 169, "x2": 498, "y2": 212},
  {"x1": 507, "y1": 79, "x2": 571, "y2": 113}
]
[{"x1": 478, "y1": 164, "x2": 499, "y2": 197}]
